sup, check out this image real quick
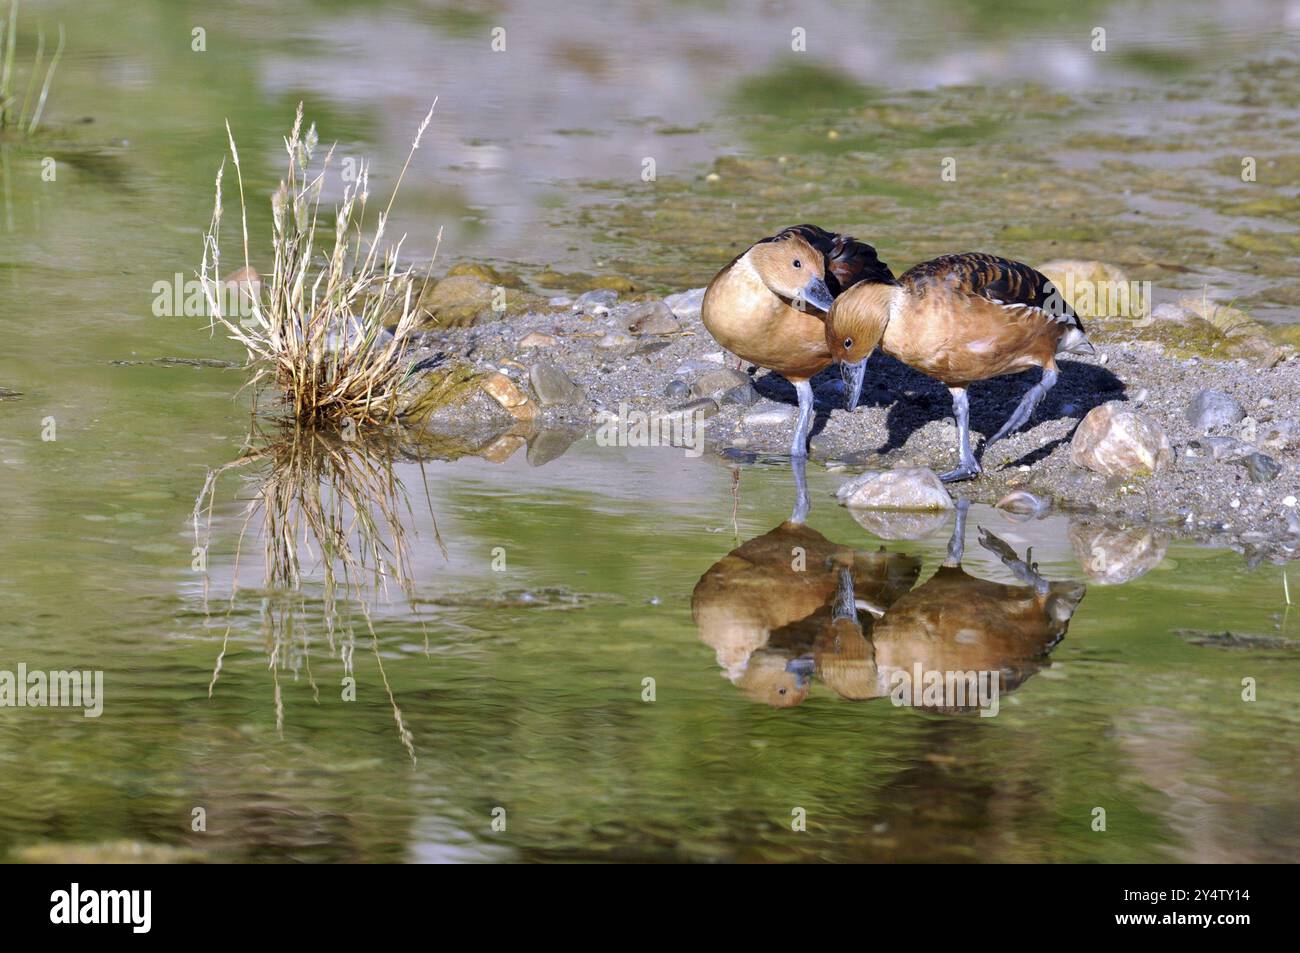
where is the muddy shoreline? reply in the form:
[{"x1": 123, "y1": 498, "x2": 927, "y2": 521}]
[{"x1": 406, "y1": 288, "x2": 1300, "y2": 564}]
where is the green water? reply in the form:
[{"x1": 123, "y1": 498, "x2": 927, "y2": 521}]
[{"x1": 0, "y1": 1, "x2": 1297, "y2": 862}]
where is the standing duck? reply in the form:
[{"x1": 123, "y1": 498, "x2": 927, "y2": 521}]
[
  {"x1": 826, "y1": 253, "x2": 1093, "y2": 481},
  {"x1": 702, "y1": 224, "x2": 895, "y2": 458},
  {"x1": 812, "y1": 501, "x2": 1087, "y2": 709}
]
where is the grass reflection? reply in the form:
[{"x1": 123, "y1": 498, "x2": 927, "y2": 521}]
[{"x1": 194, "y1": 423, "x2": 445, "y2": 762}]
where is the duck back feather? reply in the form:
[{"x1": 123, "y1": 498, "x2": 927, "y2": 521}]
[
  {"x1": 766, "y1": 224, "x2": 896, "y2": 296},
  {"x1": 902, "y1": 252, "x2": 1087, "y2": 337}
]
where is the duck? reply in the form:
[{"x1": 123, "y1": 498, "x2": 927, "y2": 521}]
[
  {"x1": 690, "y1": 520, "x2": 920, "y2": 707},
  {"x1": 826, "y1": 252, "x2": 1093, "y2": 481},
  {"x1": 813, "y1": 501, "x2": 1087, "y2": 709},
  {"x1": 701, "y1": 224, "x2": 895, "y2": 458}
]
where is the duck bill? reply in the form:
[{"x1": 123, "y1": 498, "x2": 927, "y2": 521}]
[
  {"x1": 841, "y1": 357, "x2": 867, "y2": 411},
  {"x1": 799, "y1": 276, "x2": 835, "y2": 314},
  {"x1": 784, "y1": 655, "x2": 816, "y2": 688}
]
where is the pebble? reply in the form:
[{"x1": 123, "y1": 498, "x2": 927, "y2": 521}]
[
  {"x1": 995, "y1": 490, "x2": 1051, "y2": 515},
  {"x1": 1185, "y1": 388, "x2": 1245, "y2": 432},
  {"x1": 528, "y1": 362, "x2": 585, "y2": 406},
  {"x1": 1068, "y1": 522, "x2": 1168, "y2": 584},
  {"x1": 517, "y1": 331, "x2": 560, "y2": 349},
  {"x1": 1070, "y1": 402, "x2": 1173, "y2": 477},
  {"x1": 632, "y1": 342, "x2": 672, "y2": 359},
  {"x1": 1260, "y1": 419, "x2": 1298, "y2": 452},
  {"x1": 596, "y1": 331, "x2": 635, "y2": 349},
  {"x1": 625, "y1": 300, "x2": 681, "y2": 336},
  {"x1": 1239, "y1": 452, "x2": 1282, "y2": 483},
  {"x1": 480, "y1": 372, "x2": 535, "y2": 421},
  {"x1": 663, "y1": 287, "x2": 706, "y2": 322},
  {"x1": 742, "y1": 404, "x2": 796, "y2": 427},
  {"x1": 669, "y1": 397, "x2": 719, "y2": 419},
  {"x1": 1186, "y1": 436, "x2": 1253, "y2": 463},
  {"x1": 719, "y1": 383, "x2": 760, "y2": 407},
  {"x1": 574, "y1": 289, "x2": 618, "y2": 312},
  {"x1": 526, "y1": 428, "x2": 582, "y2": 466},
  {"x1": 690, "y1": 367, "x2": 750, "y2": 399},
  {"x1": 836, "y1": 468, "x2": 954, "y2": 511},
  {"x1": 663, "y1": 379, "x2": 690, "y2": 400},
  {"x1": 673, "y1": 358, "x2": 723, "y2": 376}
]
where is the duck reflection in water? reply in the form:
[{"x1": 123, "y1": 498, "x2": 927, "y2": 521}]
[
  {"x1": 690, "y1": 511, "x2": 921, "y2": 707},
  {"x1": 692, "y1": 498, "x2": 1086, "y2": 709}
]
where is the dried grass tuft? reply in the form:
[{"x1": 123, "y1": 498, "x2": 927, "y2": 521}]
[{"x1": 201, "y1": 101, "x2": 441, "y2": 429}]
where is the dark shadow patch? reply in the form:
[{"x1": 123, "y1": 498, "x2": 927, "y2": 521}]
[
  {"x1": 995, "y1": 432, "x2": 1074, "y2": 471},
  {"x1": 841, "y1": 354, "x2": 1126, "y2": 457}
]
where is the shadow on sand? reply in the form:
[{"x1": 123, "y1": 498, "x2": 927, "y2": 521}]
[{"x1": 752, "y1": 354, "x2": 1127, "y2": 463}]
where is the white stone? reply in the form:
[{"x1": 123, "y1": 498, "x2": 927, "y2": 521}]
[
  {"x1": 836, "y1": 468, "x2": 954, "y2": 511},
  {"x1": 1070, "y1": 402, "x2": 1173, "y2": 477},
  {"x1": 741, "y1": 405, "x2": 795, "y2": 427},
  {"x1": 663, "y1": 286, "x2": 707, "y2": 322}
]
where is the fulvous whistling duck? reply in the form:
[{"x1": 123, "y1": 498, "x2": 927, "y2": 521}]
[
  {"x1": 690, "y1": 520, "x2": 920, "y2": 707},
  {"x1": 814, "y1": 501, "x2": 1087, "y2": 708},
  {"x1": 702, "y1": 224, "x2": 895, "y2": 459},
  {"x1": 826, "y1": 252, "x2": 1094, "y2": 482}
]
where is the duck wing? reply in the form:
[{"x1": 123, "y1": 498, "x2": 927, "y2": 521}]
[
  {"x1": 901, "y1": 252, "x2": 1085, "y2": 333},
  {"x1": 771, "y1": 224, "x2": 896, "y2": 296}
]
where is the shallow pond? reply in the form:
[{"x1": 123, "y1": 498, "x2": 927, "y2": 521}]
[
  {"x1": 0, "y1": 0, "x2": 1297, "y2": 862},
  {"x1": 3, "y1": 438, "x2": 1298, "y2": 862}
]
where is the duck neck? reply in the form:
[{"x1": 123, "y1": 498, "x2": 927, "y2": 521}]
[
  {"x1": 841, "y1": 282, "x2": 895, "y2": 345},
  {"x1": 730, "y1": 252, "x2": 782, "y2": 307}
]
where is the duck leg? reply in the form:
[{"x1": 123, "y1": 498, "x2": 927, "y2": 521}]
[
  {"x1": 977, "y1": 526, "x2": 1051, "y2": 596},
  {"x1": 985, "y1": 366, "x2": 1058, "y2": 448},
  {"x1": 790, "y1": 379, "x2": 814, "y2": 458},
  {"x1": 832, "y1": 567, "x2": 858, "y2": 621},
  {"x1": 790, "y1": 453, "x2": 811, "y2": 524},
  {"x1": 939, "y1": 387, "x2": 981, "y2": 482},
  {"x1": 944, "y1": 498, "x2": 971, "y2": 567}
]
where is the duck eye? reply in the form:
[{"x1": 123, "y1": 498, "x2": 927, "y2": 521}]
[
  {"x1": 843, "y1": 337, "x2": 854, "y2": 349},
  {"x1": 792, "y1": 259, "x2": 802, "y2": 268}
]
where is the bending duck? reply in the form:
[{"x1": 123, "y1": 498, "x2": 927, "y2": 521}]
[
  {"x1": 827, "y1": 252, "x2": 1093, "y2": 481},
  {"x1": 814, "y1": 501, "x2": 1087, "y2": 709},
  {"x1": 690, "y1": 520, "x2": 920, "y2": 707},
  {"x1": 702, "y1": 224, "x2": 894, "y2": 458}
]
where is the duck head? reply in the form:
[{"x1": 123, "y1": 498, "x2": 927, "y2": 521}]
[
  {"x1": 826, "y1": 281, "x2": 893, "y2": 410},
  {"x1": 739, "y1": 649, "x2": 813, "y2": 708},
  {"x1": 748, "y1": 233, "x2": 835, "y2": 314}
]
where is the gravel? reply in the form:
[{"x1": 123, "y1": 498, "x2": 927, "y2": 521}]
[{"x1": 408, "y1": 292, "x2": 1300, "y2": 562}]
